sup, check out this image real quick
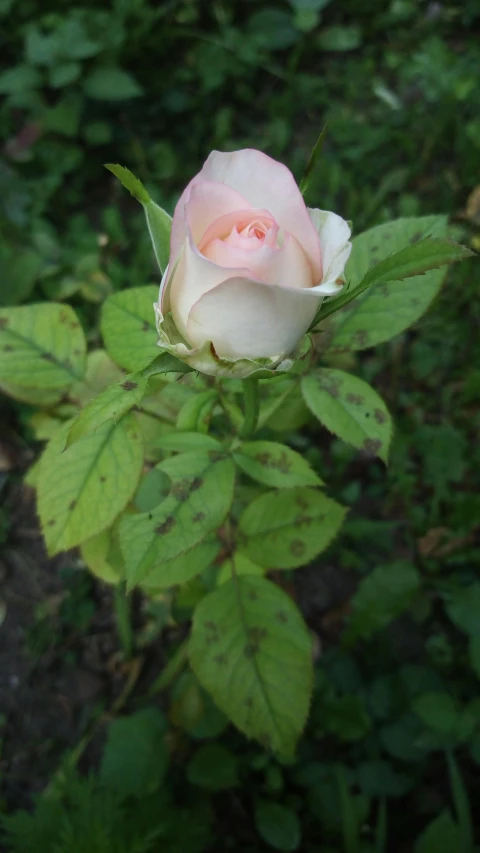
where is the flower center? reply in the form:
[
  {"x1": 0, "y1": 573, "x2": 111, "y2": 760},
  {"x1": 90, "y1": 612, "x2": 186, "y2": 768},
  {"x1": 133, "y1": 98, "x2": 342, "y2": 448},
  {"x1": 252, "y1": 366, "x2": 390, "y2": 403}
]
[
  {"x1": 221, "y1": 216, "x2": 278, "y2": 252},
  {"x1": 197, "y1": 209, "x2": 280, "y2": 258},
  {"x1": 245, "y1": 221, "x2": 267, "y2": 241}
]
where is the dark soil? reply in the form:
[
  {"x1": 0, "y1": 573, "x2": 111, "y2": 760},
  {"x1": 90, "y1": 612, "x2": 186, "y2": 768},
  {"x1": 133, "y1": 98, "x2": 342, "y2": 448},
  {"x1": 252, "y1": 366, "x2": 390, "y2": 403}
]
[
  {"x1": 0, "y1": 423, "x2": 124, "y2": 810},
  {"x1": 0, "y1": 416, "x2": 173, "y2": 811}
]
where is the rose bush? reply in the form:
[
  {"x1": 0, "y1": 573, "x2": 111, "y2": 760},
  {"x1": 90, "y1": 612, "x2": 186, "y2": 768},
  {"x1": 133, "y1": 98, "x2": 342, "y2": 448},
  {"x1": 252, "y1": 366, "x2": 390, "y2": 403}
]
[
  {"x1": 0, "y1": 149, "x2": 471, "y2": 763},
  {"x1": 154, "y1": 149, "x2": 352, "y2": 376}
]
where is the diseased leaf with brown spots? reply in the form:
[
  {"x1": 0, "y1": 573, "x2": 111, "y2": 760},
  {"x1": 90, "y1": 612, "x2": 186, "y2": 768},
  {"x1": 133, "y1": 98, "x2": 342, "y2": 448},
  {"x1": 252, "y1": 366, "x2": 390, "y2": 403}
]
[
  {"x1": 156, "y1": 431, "x2": 222, "y2": 454},
  {"x1": 37, "y1": 414, "x2": 143, "y2": 555},
  {"x1": 325, "y1": 215, "x2": 451, "y2": 352},
  {"x1": 101, "y1": 285, "x2": 159, "y2": 371},
  {"x1": 238, "y1": 487, "x2": 346, "y2": 569},
  {"x1": 233, "y1": 440, "x2": 323, "y2": 489},
  {"x1": 66, "y1": 351, "x2": 192, "y2": 447},
  {"x1": 141, "y1": 538, "x2": 221, "y2": 591},
  {"x1": 0, "y1": 303, "x2": 86, "y2": 389},
  {"x1": 302, "y1": 368, "x2": 392, "y2": 462},
  {"x1": 189, "y1": 574, "x2": 313, "y2": 756},
  {"x1": 67, "y1": 375, "x2": 149, "y2": 447},
  {"x1": 119, "y1": 450, "x2": 235, "y2": 589}
]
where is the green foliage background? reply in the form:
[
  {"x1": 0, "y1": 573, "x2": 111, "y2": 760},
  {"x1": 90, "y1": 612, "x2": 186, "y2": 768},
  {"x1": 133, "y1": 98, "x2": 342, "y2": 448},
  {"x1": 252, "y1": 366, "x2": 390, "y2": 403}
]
[{"x1": 1, "y1": 0, "x2": 480, "y2": 851}]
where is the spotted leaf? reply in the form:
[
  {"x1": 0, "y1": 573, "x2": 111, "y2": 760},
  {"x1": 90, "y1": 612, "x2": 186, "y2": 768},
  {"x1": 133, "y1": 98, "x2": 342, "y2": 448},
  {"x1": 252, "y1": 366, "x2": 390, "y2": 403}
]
[
  {"x1": 101, "y1": 285, "x2": 159, "y2": 372},
  {"x1": 234, "y1": 440, "x2": 322, "y2": 488},
  {"x1": 119, "y1": 450, "x2": 235, "y2": 589},
  {"x1": 0, "y1": 303, "x2": 86, "y2": 388},
  {"x1": 189, "y1": 574, "x2": 313, "y2": 756},
  {"x1": 325, "y1": 215, "x2": 452, "y2": 352},
  {"x1": 37, "y1": 415, "x2": 143, "y2": 555},
  {"x1": 301, "y1": 368, "x2": 392, "y2": 462},
  {"x1": 238, "y1": 487, "x2": 346, "y2": 569}
]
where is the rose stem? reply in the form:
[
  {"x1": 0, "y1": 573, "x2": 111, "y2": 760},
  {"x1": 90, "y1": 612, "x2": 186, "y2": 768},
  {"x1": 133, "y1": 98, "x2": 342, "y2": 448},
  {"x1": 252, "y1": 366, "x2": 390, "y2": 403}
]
[
  {"x1": 114, "y1": 581, "x2": 134, "y2": 660},
  {"x1": 240, "y1": 378, "x2": 259, "y2": 439}
]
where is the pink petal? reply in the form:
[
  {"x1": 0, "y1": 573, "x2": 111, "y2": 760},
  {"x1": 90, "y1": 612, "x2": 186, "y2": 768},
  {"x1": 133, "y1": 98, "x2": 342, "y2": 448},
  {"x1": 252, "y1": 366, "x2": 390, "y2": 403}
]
[
  {"x1": 170, "y1": 180, "x2": 251, "y2": 262},
  {"x1": 198, "y1": 149, "x2": 323, "y2": 281},
  {"x1": 198, "y1": 208, "x2": 275, "y2": 252},
  {"x1": 202, "y1": 232, "x2": 312, "y2": 291}
]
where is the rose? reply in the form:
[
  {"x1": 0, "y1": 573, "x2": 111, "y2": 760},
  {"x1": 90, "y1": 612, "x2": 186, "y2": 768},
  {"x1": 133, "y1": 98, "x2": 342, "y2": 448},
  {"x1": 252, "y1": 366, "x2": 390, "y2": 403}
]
[{"x1": 155, "y1": 149, "x2": 351, "y2": 377}]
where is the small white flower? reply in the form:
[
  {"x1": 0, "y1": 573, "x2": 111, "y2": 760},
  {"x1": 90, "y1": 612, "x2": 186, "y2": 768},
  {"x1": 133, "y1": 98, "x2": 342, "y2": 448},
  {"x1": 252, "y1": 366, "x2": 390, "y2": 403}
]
[{"x1": 155, "y1": 149, "x2": 351, "y2": 377}]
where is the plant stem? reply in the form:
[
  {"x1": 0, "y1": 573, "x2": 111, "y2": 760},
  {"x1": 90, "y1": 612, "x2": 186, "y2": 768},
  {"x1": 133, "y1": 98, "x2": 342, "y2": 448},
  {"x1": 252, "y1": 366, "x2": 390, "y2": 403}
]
[
  {"x1": 446, "y1": 749, "x2": 473, "y2": 853},
  {"x1": 240, "y1": 378, "x2": 259, "y2": 439},
  {"x1": 375, "y1": 799, "x2": 388, "y2": 853},
  {"x1": 46, "y1": 658, "x2": 143, "y2": 793},
  {"x1": 336, "y1": 764, "x2": 359, "y2": 853},
  {"x1": 114, "y1": 582, "x2": 134, "y2": 660},
  {"x1": 148, "y1": 638, "x2": 189, "y2": 695}
]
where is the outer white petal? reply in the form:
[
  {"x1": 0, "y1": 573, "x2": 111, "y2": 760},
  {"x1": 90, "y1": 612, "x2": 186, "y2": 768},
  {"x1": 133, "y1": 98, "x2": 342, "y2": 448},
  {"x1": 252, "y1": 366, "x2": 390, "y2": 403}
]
[
  {"x1": 186, "y1": 277, "x2": 325, "y2": 360},
  {"x1": 159, "y1": 262, "x2": 171, "y2": 313},
  {"x1": 168, "y1": 231, "x2": 250, "y2": 343},
  {"x1": 194, "y1": 149, "x2": 323, "y2": 281},
  {"x1": 153, "y1": 300, "x2": 282, "y2": 378},
  {"x1": 153, "y1": 298, "x2": 312, "y2": 379},
  {"x1": 308, "y1": 208, "x2": 352, "y2": 285}
]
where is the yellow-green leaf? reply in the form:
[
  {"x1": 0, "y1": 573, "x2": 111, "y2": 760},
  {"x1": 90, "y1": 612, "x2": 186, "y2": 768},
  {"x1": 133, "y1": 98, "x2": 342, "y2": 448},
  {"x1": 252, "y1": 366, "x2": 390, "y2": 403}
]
[
  {"x1": 0, "y1": 379, "x2": 64, "y2": 407},
  {"x1": 67, "y1": 374, "x2": 149, "y2": 446},
  {"x1": 141, "y1": 538, "x2": 221, "y2": 591},
  {"x1": 120, "y1": 450, "x2": 235, "y2": 589},
  {"x1": 176, "y1": 389, "x2": 218, "y2": 433},
  {"x1": 156, "y1": 431, "x2": 222, "y2": 454},
  {"x1": 101, "y1": 285, "x2": 159, "y2": 371},
  {"x1": 67, "y1": 351, "x2": 192, "y2": 446},
  {"x1": 105, "y1": 164, "x2": 150, "y2": 204},
  {"x1": 216, "y1": 552, "x2": 265, "y2": 586},
  {"x1": 80, "y1": 529, "x2": 123, "y2": 585},
  {"x1": 301, "y1": 368, "x2": 392, "y2": 462},
  {"x1": 234, "y1": 440, "x2": 322, "y2": 488},
  {"x1": 325, "y1": 216, "x2": 452, "y2": 351},
  {"x1": 318, "y1": 234, "x2": 471, "y2": 327},
  {"x1": 69, "y1": 350, "x2": 123, "y2": 408},
  {"x1": 0, "y1": 303, "x2": 86, "y2": 388},
  {"x1": 37, "y1": 414, "x2": 143, "y2": 555},
  {"x1": 238, "y1": 487, "x2": 346, "y2": 569},
  {"x1": 189, "y1": 575, "x2": 313, "y2": 756},
  {"x1": 105, "y1": 165, "x2": 172, "y2": 274}
]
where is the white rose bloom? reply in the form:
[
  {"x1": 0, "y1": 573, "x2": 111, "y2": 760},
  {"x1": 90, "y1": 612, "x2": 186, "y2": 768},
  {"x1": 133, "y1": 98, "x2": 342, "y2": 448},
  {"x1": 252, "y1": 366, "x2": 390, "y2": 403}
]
[{"x1": 154, "y1": 149, "x2": 351, "y2": 377}]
